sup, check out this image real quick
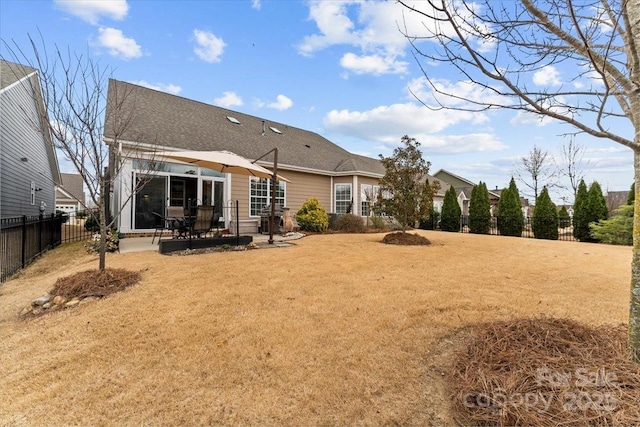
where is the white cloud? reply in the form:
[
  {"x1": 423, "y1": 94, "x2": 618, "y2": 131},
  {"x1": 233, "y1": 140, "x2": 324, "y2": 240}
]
[
  {"x1": 323, "y1": 102, "x2": 506, "y2": 154},
  {"x1": 193, "y1": 29, "x2": 226, "y2": 63},
  {"x1": 533, "y1": 66, "x2": 562, "y2": 86},
  {"x1": 131, "y1": 80, "x2": 181, "y2": 95},
  {"x1": 297, "y1": 1, "x2": 411, "y2": 76},
  {"x1": 214, "y1": 91, "x2": 243, "y2": 108},
  {"x1": 268, "y1": 95, "x2": 293, "y2": 111},
  {"x1": 407, "y1": 77, "x2": 506, "y2": 109},
  {"x1": 54, "y1": 0, "x2": 129, "y2": 24},
  {"x1": 251, "y1": 0, "x2": 261, "y2": 10},
  {"x1": 340, "y1": 53, "x2": 408, "y2": 75},
  {"x1": 94, "y1": 27, "x2": 142, "y2": 60}
]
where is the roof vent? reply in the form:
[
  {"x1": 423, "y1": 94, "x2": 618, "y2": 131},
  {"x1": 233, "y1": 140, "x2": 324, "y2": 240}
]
[
  {"x1": 305, "y1": 144, "x2": 310, "y2": 148},
  {"x1": 226, "y1": 116, "x2": 240, "y2": 124},
  {"x1": 269, "y1": 126, "x2": 282, "y2": 134}
]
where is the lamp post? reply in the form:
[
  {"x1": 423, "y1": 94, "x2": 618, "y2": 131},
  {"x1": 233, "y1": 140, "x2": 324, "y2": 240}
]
[{"x1": 253, "y1": 147, "x2": 278, "y2": 245}]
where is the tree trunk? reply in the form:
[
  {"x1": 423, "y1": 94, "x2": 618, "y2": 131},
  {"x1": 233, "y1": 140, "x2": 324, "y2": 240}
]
[{"x1": 632, "y1": 148, "x2": 640, "y2": 361}]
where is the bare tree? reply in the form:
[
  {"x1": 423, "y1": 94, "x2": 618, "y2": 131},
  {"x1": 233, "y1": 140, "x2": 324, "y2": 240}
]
[
  {"x1": 397, "y1": 0, "x2": 640, "y2": 360},
  {"x1": 558, "y1": 136, "x2": 587, "y2": 200},
  {"x1": 514, "y1": 144, "x2": 560, "y2": 204},
  {"x1": 2, "y1": 35, "x2": 155, "y2": 271}
]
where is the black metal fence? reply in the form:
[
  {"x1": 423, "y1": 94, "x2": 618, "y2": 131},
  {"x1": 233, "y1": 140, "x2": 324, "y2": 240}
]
[
  {"x1": 1, "y1": 214, "x2": 62, "y2": 282},
  {"x1": 423, "y1": 215, "x2": 576, "y2": 241},
  {"x1": 0, "y1": 211, "x2": 95, "y2": 283}
]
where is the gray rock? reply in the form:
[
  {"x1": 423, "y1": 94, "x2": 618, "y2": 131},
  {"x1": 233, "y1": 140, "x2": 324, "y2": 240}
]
[{"x1": 32, "y1": 294, "x2": 52, "y2": 307}]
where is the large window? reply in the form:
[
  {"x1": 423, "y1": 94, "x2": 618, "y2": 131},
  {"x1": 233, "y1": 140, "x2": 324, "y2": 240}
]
[
  {"x1": 250, "y1": 177, "x2": 285, "y2": 216},
  {"x1": 335, "y1": 183, "x2": 352, "y2": 214},
  {"x1": 360, "y1": 184, "x2": 380, "y2": 216}
]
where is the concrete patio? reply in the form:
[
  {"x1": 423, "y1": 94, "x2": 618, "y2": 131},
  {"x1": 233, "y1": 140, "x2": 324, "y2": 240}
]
[{"x1": 119, "y1": 232, "x2": 304, "y2": 253}]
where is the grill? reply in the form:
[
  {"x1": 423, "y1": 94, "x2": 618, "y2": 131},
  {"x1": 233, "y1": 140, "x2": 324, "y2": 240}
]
[{"x1": 259, "y1": 204, "x2": 283, "y2": 234}]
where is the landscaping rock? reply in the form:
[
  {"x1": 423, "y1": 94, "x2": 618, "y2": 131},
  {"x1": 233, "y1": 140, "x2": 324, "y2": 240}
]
[
  {"x1": 42, "y1": 302, "x2": 52, "y2": 309},
  {"x1": 20, "y1": 305, "x2": 33, "y2": 317},
  {"x1": 32, "y1": 294, "x2": 52, "y2": 307},
  {"x1": 65, "y1": 299, "x2": 80, "y2": 308},
  {"x1": 53, "y1": 296, "x2": 67, "y2": 305}
]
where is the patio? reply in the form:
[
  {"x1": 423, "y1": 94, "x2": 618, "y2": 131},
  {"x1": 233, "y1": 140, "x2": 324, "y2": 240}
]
[{"x1": 119, "y1": 232, "x2": 303, "y2": 253}]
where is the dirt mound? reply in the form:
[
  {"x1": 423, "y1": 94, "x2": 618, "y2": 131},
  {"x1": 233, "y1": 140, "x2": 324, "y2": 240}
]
[
  {"x1": 51, "y1": 268, "x2": 141, "y2": 299},
  {"x1": 381, "y1": 231, "x2": 431, "y2": 245},
  {"x1": 448, "y1": 317, "x2": 640, "y2": 426}
]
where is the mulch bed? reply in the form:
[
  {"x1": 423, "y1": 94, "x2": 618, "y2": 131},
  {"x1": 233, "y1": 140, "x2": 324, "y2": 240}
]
[
  {"x1": 51, "y1": 268, "x2": 141, "y2": 300},
  {"x1": 449, "y1": 317, "x2": 640, "y2": 426},
  {"x1": 382, "y1": 231, "x2": 431, "y2": 245}
]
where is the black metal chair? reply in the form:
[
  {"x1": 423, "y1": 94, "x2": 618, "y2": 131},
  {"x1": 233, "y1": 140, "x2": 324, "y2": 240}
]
[{"x1": 152, "y1": 211, "x2": 177, "y2": 244}]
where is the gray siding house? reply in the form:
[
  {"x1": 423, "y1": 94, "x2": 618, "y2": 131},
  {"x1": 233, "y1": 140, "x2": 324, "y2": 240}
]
[{"x1": 0, "y1": 60, "x2": 61, "y2": 218}]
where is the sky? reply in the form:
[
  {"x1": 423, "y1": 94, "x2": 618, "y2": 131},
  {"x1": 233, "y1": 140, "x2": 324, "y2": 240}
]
[{"x1": 0, "y1": 0, "x2": 634, "y2": 204}]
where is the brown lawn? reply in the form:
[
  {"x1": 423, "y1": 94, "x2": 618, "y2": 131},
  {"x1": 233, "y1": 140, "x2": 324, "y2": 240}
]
[{"x1": 0, "y1": 231, "x2": 632, "y2": 426}]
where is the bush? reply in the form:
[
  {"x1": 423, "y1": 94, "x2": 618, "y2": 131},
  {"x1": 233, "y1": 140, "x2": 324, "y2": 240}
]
[
  {"x1": 558, "y1": 205, "x2": 571, "y2": 228},
  {"x1": 85, "y1": 229, "x2": 120, "y2": 253},
  {"x1": 590, "y1": 204, "x2": 633, "y2": 245},
  {"x1": 84, "y1": 214, "x2": 100, "y2": 232},
  {"x1": 468, "y1": 182, "x2": 491, "y2": 234},
  {"x1": 532, "y1": 187, "x2": 558, "y2": 240},
  {"x1": 497, "y1": 178, "x2": 524, "y2": 237},
  {"x1": 334, "y1": 214, "x2": 365, "y2": 232},
  {"x1": 56, "y1": 210, "x2": 69, "y2": 224},
  {"x1": 367, "y1": 215, "x2": 387, "y2": 230},
  {"x1": 441, "y1": 186, "x2": 461, "y2": 232},
  {"x1": 419, "y1": 209, "x2": 440, "y2": 230},
  {"x1": 573, "y1": 179, "x2": 590, "y2": 241},
  {"x1": 295, "y1": 198, "x2": 329, "y2": 232}
]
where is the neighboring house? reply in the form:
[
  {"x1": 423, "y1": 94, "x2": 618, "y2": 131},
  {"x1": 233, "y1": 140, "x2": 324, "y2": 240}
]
[
  {"x1": 491, "y1": 186, "x2": 531, "y2": 218},
  {"x1": 605, "y1": 190, "x2": 629, "y2": 214},
  {"x1": 0, "y1": 60, "x2": 61, "y2": 219},
  {"x1": 433, "y1": 169, "x2": 501, "y2": 215},
  {"x1": 105, "y1": 79, "x2": 392, "y2": 234},
  {"x1": 55, "y1": 173, "x2": 86, "y2": 214}
]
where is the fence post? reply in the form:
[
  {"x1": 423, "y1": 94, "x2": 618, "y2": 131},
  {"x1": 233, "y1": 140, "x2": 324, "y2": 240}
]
[{"x1": 21, "y1": 215, "x2": 27, "y2": 269}]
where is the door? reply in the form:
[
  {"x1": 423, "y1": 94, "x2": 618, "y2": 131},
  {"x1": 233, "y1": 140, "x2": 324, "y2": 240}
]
[{"x1": 135, "y1": 176, "x2": 167, "y2": 229}]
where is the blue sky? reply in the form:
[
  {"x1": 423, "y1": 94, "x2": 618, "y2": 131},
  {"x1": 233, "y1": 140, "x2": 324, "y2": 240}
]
[{"x1": 0, "y1": 0, "x2": 634, "y2": 203}]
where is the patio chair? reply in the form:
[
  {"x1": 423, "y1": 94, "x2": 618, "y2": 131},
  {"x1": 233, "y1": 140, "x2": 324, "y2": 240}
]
[
  {"x1": 166, "y1": 206, "x2": 188, "y2": 238},
  {"x1": 192, "y1": 205, "x2": 214, "y2": 238},
  {"x1": 152, "y1": 211, "x2": 177, "y2": 244}
]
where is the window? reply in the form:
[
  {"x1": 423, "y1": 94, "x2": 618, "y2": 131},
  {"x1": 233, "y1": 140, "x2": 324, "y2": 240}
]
[
  {"x1": 335, "y1": 183, "x2": 352, "y2": 214},
  {"x1": 250, "y1": 177, "x2": 285, "y2": 216},
  {"x1": 360, "y1": 184, "x2": 380, "y2": 216}
]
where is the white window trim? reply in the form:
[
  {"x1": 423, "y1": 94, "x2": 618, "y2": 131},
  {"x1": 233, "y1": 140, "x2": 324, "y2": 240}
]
[
  {"x1": 334, "y1": 183, "x2": 352, "y2": 214},
  {"x1": 248, "y1": 176, "x2": 286, "y2": 217}
]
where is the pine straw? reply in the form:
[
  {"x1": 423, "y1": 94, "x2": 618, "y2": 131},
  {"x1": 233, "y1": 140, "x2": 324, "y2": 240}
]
[
  {"x1": 381, "y1": 231, "x2": 431, "y2": 245},
  {"x1": 450, "y1": 317, "x2": 640, "y2": 426},
  {"x1": 50, "y1": 268, "x2": 141, "y2": 299}
]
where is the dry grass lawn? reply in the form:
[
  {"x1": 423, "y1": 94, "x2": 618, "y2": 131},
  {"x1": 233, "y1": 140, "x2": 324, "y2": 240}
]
[{"x1": 0, "y1": 231, "x2": 632, "y2": 426}]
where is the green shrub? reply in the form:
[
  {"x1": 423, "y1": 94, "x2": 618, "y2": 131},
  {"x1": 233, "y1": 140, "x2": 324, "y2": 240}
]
[
  {"x1": 419, "y1": 209, "x2": 440, "y2": 230},
  {"x1": 573, "y1": 179, "x2": 590, "y2": 241},
  {"x1": 558, "y1": 205, "x2": 571, "y2": 228},
  {"x1": 468, "y1": 182, "x2": 491, "y2": 234},
  {"x1": 295, "y1": 198, "x2": 329, "y2": 232},
  {"x1": 441, "y1": 186, "x2": 461, "y2": 232},
  {"x1": 368, "y1": 215, "x2": 387, "y2": 230},
  {"x1": 497, "y1": 178, "x2": 524, "y2": 237},
  {"x1": 84, "y1": 214, "x2": 101, "y2": 232},
  {"x1": 532, "y1": 187, "x2": 558, "y2": 240},
  {"x1": 76, "y1": 210, "x2": 87, "y2": 219},
  {"x1": 590, "y1": 204, "x2": 633, "y2": 245},
  {"x1": 334, "y1": 214, "x2": 365, "y2": 233}
]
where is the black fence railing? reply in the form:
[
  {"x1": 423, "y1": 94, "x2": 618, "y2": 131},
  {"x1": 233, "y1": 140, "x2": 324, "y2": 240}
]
[
  {"x1": 57, "y1": 209, "x2": 97, "y2": 244},
  {"x1": 423, "y1": 215, "x2": 576, "y2": 242},
  {"x1": 1, "y1": 214, "x2": 63, "y2": 283}
]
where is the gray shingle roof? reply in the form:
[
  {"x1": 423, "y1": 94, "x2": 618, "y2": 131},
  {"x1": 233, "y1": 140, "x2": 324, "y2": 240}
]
[
  {"x1": 59, "y1": 173, "x2": 85, "y2": 204},
  {"x1": 104, "y1": 79, "x2": 384, "y2": 176},
  {"x1": 0, "y1": 60, "x2": 36, "y2": 90}
]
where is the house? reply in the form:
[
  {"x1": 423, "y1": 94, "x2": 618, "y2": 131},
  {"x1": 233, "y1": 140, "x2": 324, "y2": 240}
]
[
  {"x1": 605, "y1": 190, "x2": 630, "y2": 214},
  {"x1": 432, "y1": 169, "x2": 501, "y2": 215},
  {"x1": 0, "y1": 60, "x2": 61, "y2": 219},
  {"x1": 105, "y1": 79, "x2": 395, "y2": 234},
  {"x1": 55, "y1": 173, "x2": 86, "y2": 214}
]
